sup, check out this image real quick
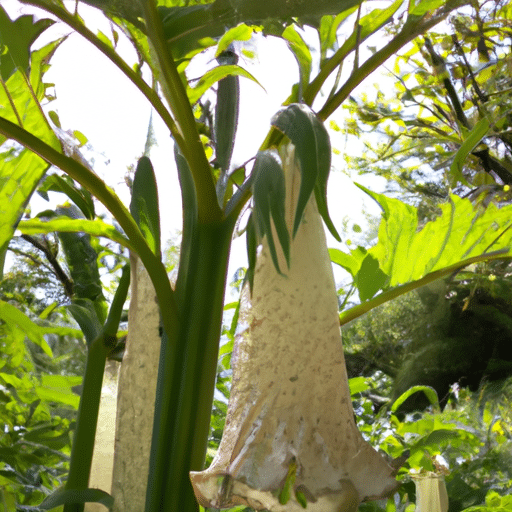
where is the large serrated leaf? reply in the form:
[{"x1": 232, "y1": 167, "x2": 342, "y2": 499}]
[
  {"x1": 364, "y1": 187, "x2": 512, "y2": 286},
  {"x1": 251, "y1": 150, "x2": 290, "y2": 274},
  {"x1": 328, "y1": 246, "x2": 366, "y2": 276},
  {"x1": 0, "y1": 37, "x2": 63, "y2": 255},
  {"x1": 0, "y1": 149, "x2": 50, "y2": 254},
  {"x1": 271, "y1": 104, "x2": 340, "y2": 240},
  {"x1": 130, "y1": 156, "x2": 161, "y2": 258},
  {"x1": 333, "y1": 187, "x2": 512, "y2": 306}
]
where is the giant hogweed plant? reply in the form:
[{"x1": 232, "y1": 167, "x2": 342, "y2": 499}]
[{"x1": 1, "y1": 0, "x2": 512, "y2": 511}]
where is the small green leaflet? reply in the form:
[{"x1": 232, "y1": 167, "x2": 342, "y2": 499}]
[
  {"x1": 279, "y1": 457, "x2": 297, "y2": 505},
  {"x1": 391, "y1": 385, "x2": 439, "y2": 413},
  {"x1": 349, "y1": 376, "x2": 371, "y2": 395},
  {"x1": 215, "y1": 24, "x2": 256, "y2": 56},
  {"x1": 251, "y1": 150, "x2": 290, "y2": 275},
  {"x1": 271, "y1": 104, "x2": 340, "y2": 241},
  {"x1": 282, "y1": 25, "x2": 312, "y2": 98},
  {"x1": 0, "y1": 300, "x2": 53, "y2": 357},
  {"x1": 449, "y1": 117, "x2": 490, "y2": 187},
  {"x1": 188, "y1": 64, "x2": 264, "y2": 104},
  {"x1": 35, "y1": 374, "x2": 82, "y2": 410}
]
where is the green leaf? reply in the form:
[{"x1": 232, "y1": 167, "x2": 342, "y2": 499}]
[
  {"x1": 295, "y1": 487, "x2": 308, "y2": 508},
  {"x1": 0, "y1": 300, "x2": 53, "y2": 357},
  {"x1": 160, "y1": 3, "x2": 229, "y2": 61},
  {"x1": 19, "y1": 216, "x2": 133, "y2": 251},
  {"x1": 358, "y1": 0, "x2": 404, "y2": 36},
  {"x1": 359, "y1": 186, "x2": 512, "y2": 289},
  {"x1": 38, "y1": 487, "x2": 114, "y2": 509},
  {"x1": 38, "y1": 173, "x2": 95, "y2": 220},
  {"x1": 23, "y1": 425, "x2": 71, "y2": 451},
  {"x1": 279, "y1": 457, "x2": 297, "y2": 505},
  {"x1": 318, "y1": 9, "x2": 358, "y2": 64},
  {"x1": 130, "y1": 156, "x2": 161, "y2": 258},
  {"x1": 413, "y1": 429, "x2": 462, "y2": 450},
  {"x1": 329, "y1": 246, "x2": 366, "y2": 276},
  {"x1": 215, "y1": 23, "x2": 255, "y2": 56},
  {"x1": 317, "y1": 0, "x2": 403, "y2": 89},
  {"x1": 282, "y1": 25, "x2": 312, "y2": 96},
  {"x1": 0, "y1": 7, "x2": 54, "y2": 80},
  {"x1": 449, "y1": 117, "x2": 490, "y2": 187},
  {"x1": 0, "y1": 38, "x2": 63, "y2": 254},
  {"x1": 271, "y1": 103, "x2": 340, "y2": 240},
  {"x1": 96, "y1": 29, "x2": 114, "y2": 49},
  {"x1": 391, "y1": 385, "x2": 439, "y2": 413},
  {"x1": 251, "y1": 150, "x2": 290, "y2": 274},
  {"x1": 355, "y1": 253, "x2": 388, "y2": 302},
  {"x1": 36, "y1": 374, "x2": 82, "y2": 409},
  {"x1": 0, "y1": 148, "x2": 50, "y2": 254},
  {"x1": 188, "y1": 64, "x2": 264, "y2": 104},
  {"x1": 0, "y1": 39, "x2": 63, "y2": 148},
  {"x1": 73, "y1": 130, "x2": 88, "y2": 147},
  {"x1": 349, "y1": 376, "x2": 370, "y2": 395},
  {"x1": 409, "y1": 0, "x2": 446, "y2": 16}
]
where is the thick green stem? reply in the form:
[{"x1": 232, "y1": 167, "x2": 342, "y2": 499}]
[
  {"x1": 141, "y1": 0, "x2": 221, "y2": 224},
  {"x1": 145, "y1": 219, "x2": 236, "y2": 512},
  {"x1": 64, "y1": 337, "x2": 108, "y2": 512}
]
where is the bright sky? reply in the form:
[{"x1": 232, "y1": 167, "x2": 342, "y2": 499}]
[{"x1": 7, "y1": 0, "x2": 387, "y2": 287}]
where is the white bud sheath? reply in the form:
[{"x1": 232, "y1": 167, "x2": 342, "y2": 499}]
[
  {"x1": 111, "y1": 255, "x2": 161, "y2": 512},
  {"x1": 412, "y1": 472, "x2": 448, "y2": 512},
  {"x1": 191, "y1": 145, "x2": 399, "y2": 511}
]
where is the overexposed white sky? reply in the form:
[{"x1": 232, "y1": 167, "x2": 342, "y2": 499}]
[{"x1": 6, "y1": 0, "x2": 388, "y2": 286}]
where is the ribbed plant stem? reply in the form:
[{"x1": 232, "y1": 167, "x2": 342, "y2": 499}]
[
  {"x1": 64, "y1": 338, "x2": 108, "y2": 512},
  {"x1": 145, "y1": 219, "x2": 236, "y2": 512}
]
